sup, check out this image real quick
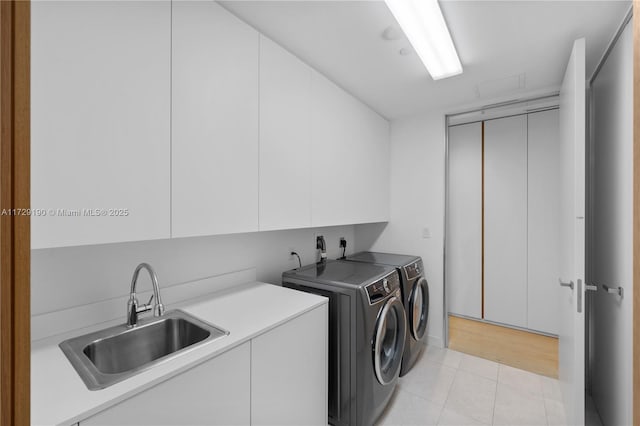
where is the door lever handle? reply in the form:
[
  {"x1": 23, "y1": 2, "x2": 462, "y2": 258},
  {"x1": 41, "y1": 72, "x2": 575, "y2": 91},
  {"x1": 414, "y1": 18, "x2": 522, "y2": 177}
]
[
  {"x1": 602, "y1": 284, "x2": 623, "y2": 298},
  {"x1": 559, "y1": 279, "x2": 574, "y2": 290},
  {"x1": 585, "y1": 284, "x2": 598, "y2": 292}
]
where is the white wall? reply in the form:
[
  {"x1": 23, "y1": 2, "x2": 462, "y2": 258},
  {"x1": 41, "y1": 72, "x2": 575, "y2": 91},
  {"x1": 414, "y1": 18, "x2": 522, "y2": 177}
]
[
  {"x1": 355, "y1": 112, "x2": 446, "y2": 346},
  {"x1": 32, "y1": 226, "x2": 354, "y2": 318},
  {"x1": 590, "y1": 19, "x2": 633, "y2": 426}
]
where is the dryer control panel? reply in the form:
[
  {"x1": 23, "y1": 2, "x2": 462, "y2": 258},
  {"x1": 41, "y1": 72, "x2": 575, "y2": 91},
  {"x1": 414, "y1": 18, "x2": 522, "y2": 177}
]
[
  {"x1": 366, "y1": 271, "x2": 400, "y2": 304},
  {"x1": 404, "y1": 260, "x2": 424, "y2": 281}
]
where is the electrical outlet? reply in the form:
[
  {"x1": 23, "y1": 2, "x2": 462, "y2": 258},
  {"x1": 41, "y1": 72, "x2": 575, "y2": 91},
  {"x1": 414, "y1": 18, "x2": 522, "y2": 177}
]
[{"x1": 422, "y1": 227, "x2": 431, "y2": 239}]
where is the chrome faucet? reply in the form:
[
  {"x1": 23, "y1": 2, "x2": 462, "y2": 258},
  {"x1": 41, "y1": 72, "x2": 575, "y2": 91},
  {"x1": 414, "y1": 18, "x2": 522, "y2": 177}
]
[{"x1": 127, "y1": 263, "x2": 165, "y2": 327}]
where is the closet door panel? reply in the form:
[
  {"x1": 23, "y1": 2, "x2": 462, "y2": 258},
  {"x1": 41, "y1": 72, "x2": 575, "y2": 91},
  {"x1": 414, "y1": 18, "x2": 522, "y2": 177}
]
[
  {"x1": 447, "y1": 122, "x2": 482, "y2": 319},
  {"x1": 484, "y1": 115, "x2": 528, "y2": 327},
  {"x1": 527, "y1": 109, "x2": 561, "y2": 334}
]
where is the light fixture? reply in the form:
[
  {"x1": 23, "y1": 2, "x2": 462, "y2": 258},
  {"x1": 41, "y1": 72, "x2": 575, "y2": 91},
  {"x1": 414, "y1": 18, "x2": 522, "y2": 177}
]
[{"x1": 384, "y1": 0, "x2": 462, "y2": 80}]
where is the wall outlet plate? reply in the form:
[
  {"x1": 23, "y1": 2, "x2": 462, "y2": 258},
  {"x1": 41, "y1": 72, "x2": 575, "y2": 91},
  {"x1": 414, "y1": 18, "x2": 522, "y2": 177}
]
[{"x1": 422, "y1": 227, "x2": 431, "y2": 239}]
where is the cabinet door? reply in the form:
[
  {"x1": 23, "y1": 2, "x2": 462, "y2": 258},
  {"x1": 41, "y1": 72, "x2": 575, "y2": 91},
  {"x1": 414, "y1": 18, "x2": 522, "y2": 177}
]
[
  {"x1": 527, "y1": 110, "x2": 561, "y2": 334},
  {"x1": 81, "y1": 342, "x2": 250, "y2": 425},
  {"x1": 484, "y1": 115, "x2": 528, "y2": 327},
  {"x1": 311, "y1": 72, "x2": 389, "y2": 226},
  {"x1": 31, "y1": 1, "x2": 171, "y2": 248},
  {"x1": 172, "y1": 1, "x2": 259, "y2": 238},
  {"x1": 447, "y1": 122, "x2": 482, "y2": 319},
  {"x1": 259, "y1": 36, "x2": 312, "y2": 231},
  {"x1": 360, "y1": 108, "x2": 391, "y2": 223},
  {"x1": 251, "y1": 305, "x2": 328, "y2": 426}
]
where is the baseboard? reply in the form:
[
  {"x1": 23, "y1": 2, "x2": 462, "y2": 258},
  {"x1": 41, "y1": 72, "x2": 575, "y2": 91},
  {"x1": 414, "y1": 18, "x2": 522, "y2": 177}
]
[{"x1": 426, "y1": 334, "x2": 444, "y2": 349}]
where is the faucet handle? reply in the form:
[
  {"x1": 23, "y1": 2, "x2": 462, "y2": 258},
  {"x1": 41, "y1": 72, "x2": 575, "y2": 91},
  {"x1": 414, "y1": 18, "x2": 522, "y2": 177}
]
[
  {"x1": 141, "y1": 294, "x2": 164, "y2": 317},
  {"x1": 138, "y1": 295, "x2": 154, "y2": 313}
]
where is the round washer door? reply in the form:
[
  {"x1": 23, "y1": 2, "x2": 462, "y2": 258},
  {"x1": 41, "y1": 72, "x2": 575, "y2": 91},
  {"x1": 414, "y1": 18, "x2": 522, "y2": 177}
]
[
  {"x1": 409, "y1": 277, "x2": 429, "y2": 341},
  {"x1": 373, "y1": 295, "x2": 407, "y2": 385}
]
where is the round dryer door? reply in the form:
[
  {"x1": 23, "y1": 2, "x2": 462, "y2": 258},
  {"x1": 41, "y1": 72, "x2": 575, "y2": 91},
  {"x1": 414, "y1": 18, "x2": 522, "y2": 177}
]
[
  {"x1": 373, "y1": 295, "x2": 407, "y2": 385},
  {"x1": 409, "y1": 277, "x2": 429, "y2": 341}
]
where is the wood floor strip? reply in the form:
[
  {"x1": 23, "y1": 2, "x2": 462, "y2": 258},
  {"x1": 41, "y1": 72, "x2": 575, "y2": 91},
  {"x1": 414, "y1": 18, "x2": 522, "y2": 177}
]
[{"x1": 448, "y1": 315, "x2": 558, "y2": 378}]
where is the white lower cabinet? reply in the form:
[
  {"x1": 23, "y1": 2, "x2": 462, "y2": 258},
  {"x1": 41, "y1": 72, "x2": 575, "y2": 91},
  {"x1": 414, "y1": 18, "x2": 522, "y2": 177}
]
[
  {"x1": 79, "y1": 306, "x2": 328, "y2": 426},
  {"x1": 251, "y1": 304, "x2": 328, "y2": 426},
  {"x1": 81, "y1": 342, "x2": 251, "y2": 425}
]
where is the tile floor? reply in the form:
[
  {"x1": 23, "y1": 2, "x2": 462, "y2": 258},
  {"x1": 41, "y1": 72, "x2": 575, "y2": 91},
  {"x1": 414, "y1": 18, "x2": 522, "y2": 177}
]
[{"x1": 376, "y1": 346, "x2": 603, "y2": 426}]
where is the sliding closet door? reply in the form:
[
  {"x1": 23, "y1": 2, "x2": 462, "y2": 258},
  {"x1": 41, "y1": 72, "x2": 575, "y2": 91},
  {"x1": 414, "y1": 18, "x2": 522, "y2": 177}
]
[
  {"x1": 527, "y1": 109, "x2": 561, "y2": 334},
  {"x1": 484, "y1": 115, "x2": 527, "y2": 327},
  {"x1": 447, "y1": 122, "x2": 482, "y2": 319}
]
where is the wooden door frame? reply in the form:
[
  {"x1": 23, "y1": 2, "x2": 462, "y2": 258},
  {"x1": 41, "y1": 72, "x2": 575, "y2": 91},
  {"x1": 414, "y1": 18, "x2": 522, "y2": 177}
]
[{"x1": 0, "y1": 1, "x2": 30, "y2": 425}]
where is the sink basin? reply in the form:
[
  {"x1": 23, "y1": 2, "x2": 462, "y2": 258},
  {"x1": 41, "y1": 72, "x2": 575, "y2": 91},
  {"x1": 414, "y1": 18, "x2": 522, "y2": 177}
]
[{"x1": 59, "y1": 310, "x2": 228, "y2": 390}]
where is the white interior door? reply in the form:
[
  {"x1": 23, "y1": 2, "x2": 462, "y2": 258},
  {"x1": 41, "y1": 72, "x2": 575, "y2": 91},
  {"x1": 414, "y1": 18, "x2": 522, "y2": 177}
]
[{"x1": 558, "y1": 38, "x2": 586, "y2": 426}]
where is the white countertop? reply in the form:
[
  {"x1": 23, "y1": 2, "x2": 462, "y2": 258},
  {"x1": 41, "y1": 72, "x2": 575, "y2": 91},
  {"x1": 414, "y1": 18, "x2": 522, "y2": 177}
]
[{"x1": 31, "y1": 282, "x2": 327, "y2": 426}]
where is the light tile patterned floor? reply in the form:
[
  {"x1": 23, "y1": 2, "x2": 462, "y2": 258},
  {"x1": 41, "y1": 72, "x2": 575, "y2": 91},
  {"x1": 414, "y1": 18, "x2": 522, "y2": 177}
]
[{"x1": 376, "y1": 346, "x2": 603, "y2": 426}]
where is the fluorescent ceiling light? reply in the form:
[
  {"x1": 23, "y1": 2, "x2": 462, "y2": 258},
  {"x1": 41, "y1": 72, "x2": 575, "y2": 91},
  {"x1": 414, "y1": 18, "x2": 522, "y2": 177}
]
[{"x1": 385, "y1": 0, "x2": 462, "y2": 80}]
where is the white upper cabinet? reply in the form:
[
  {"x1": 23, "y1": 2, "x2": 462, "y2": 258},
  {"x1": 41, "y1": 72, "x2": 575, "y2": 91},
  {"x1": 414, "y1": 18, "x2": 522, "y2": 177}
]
[
  {"x1": 259, "y1": 36, "x2": 312, "y2": 231},
  {"x1": 31, "y1": 1, "x2": 171, "y2": 249},
  {"x1": 484, "y1": 115, "x2": 528, "y2": 328},
  {"x1": 32, "y1": 0, "x2": 390, "y2": 247},
  {"x1": 311, "y1": 72, "x2": 389, "y2": 227},
  {"x1": 172, "y1": 0, "x2": 259, "y2": 238}
]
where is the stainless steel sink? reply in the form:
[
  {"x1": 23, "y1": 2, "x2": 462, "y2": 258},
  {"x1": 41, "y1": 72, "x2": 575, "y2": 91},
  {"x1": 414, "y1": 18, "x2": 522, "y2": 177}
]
[{"x1": 59, "y1": 310, "x2": 229, "y2": 390}]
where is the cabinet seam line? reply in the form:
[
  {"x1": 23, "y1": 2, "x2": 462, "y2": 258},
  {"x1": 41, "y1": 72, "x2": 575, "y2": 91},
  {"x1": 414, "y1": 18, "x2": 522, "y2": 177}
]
[
  {"x1": 257, "y1": 34, "x2": 261, "y2": 232},
  {"x1": 169, "y1": 0, "x2": 173, "y2": 238},
  {"x1": 526, "y1": 114, "x2": 529, "y2": 327},
  {"x1": 249, "y1": 340, "x2": 253, "y2": 425}
]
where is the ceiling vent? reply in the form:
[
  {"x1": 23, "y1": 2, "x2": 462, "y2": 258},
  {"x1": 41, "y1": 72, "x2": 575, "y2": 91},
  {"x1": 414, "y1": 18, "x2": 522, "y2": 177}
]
[{"x1": 475, "y1": 73, "x2": 526, "y2": 99}]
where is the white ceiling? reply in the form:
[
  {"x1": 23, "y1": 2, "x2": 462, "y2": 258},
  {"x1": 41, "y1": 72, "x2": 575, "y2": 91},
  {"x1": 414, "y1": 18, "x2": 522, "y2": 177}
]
[{"x1": 220, "y1": 0, "x2": 631, "y2": 120}]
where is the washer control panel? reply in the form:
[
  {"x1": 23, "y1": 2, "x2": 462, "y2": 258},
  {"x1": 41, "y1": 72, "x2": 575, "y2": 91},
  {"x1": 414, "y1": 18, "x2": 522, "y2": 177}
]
[
  {"x1": 404, "y1": 260, "x2": 424, "y2": 281},
  {"x1": 366, "y1": 271, "x2": 400, "y2": 304}
]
